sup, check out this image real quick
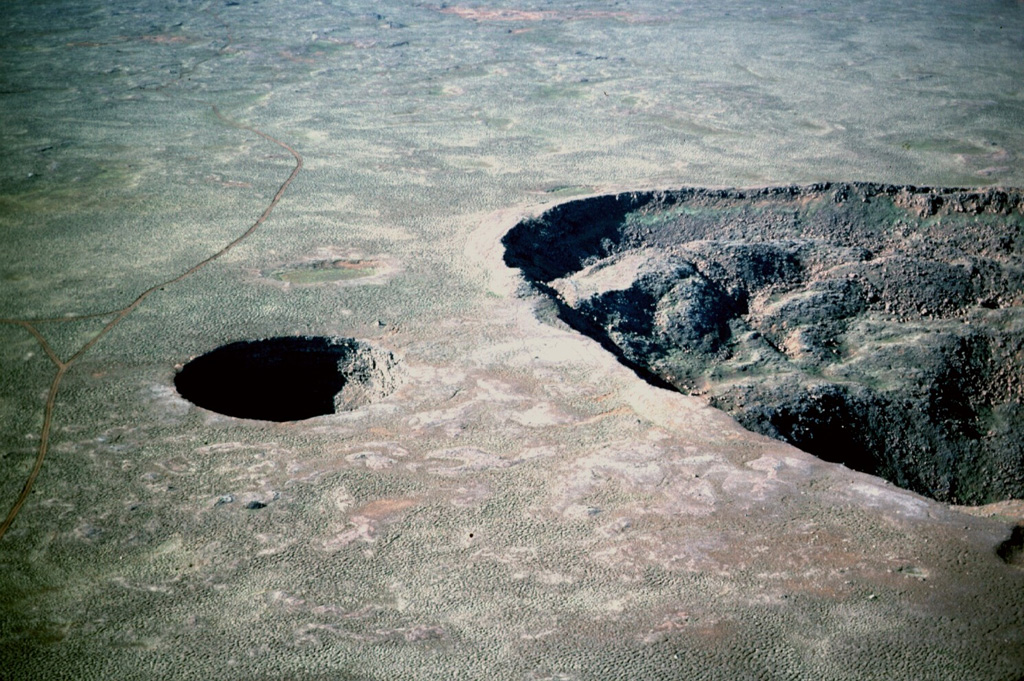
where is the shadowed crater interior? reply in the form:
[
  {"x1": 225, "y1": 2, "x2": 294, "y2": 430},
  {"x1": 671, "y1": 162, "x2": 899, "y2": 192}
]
[
  {"x1": 503, "y1": 182, "x2": 1024, "y2": 504},
  {"x1": 175, "y1": 336, "x2": 400, "y2": 422}
]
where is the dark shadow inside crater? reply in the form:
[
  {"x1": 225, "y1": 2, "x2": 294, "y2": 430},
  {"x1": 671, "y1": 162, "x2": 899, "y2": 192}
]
[
  {"x1": 504, "y1": 182, "x2": 1024, "y2": 504},
  {"x1": 175, "y1": 336, "x2": 399, "y2": 422},
  {"x1": 997, "y1": 525, "x2": 1024, "y2": 566}
]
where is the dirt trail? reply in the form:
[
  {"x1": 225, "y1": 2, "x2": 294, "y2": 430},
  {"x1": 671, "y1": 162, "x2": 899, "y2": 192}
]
[{"x1": 0, "y1": 108, "x2": 303, "y2": 541}]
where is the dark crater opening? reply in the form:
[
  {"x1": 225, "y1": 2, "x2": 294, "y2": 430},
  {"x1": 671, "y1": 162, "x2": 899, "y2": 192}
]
[
  {"x1": 175, "y1": 336, "x2": 400, "y2": 422},
  {"x1": 997, "y1": 525, "x2": 1024, "y2": 566},
  {"x1": 503, "y1": 182, "x2": 1024, "y2": 504}
]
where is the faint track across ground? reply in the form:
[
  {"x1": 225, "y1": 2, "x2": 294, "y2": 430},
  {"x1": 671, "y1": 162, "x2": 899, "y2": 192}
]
[{"x1": 0, "y1": 107, "x2": 304, "y2": 541}]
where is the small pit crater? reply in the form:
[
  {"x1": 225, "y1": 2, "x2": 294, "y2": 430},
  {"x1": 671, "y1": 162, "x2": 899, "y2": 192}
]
[
  {"x1": 174, "y1": 336, "x2": 400, "y2": 422},
  {"x1": 504, "y1": 183, "x2": 1024, "y2": 504}
]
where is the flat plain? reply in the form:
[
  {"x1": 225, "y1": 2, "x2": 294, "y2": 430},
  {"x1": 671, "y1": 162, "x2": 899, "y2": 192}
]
[{"x1": 2, "y1": 1, "x2": 1024, "y2": 679}]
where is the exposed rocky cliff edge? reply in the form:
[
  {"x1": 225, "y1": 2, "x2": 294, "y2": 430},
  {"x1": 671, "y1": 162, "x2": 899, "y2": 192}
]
[{"x1": 504, "y1": 182, "x2": 1024, "y2": 504}]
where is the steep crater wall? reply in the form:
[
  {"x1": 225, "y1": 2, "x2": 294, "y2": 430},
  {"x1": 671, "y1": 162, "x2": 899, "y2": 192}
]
[
  {"x1": 175, "y1": 336, "x2": 401, "y2": 422},
  {"x1": 504, "y1": 183, "x2": 1024, "y2": 504}
]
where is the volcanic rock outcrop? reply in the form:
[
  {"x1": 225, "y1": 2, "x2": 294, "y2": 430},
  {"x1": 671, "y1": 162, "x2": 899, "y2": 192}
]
[{"x1": 504, "y1": 183, "x2": 1024, "y2": 504}]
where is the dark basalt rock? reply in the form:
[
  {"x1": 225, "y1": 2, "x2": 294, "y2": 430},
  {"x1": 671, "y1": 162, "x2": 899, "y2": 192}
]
[{"x1": 504, "y1": 182, "x2": 1024, "y2": 504}]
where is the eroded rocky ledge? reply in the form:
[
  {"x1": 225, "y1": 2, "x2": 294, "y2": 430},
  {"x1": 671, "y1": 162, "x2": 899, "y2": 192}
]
[{"x1": 504, "y1": 182, "x2": 1024, "y2": 504}]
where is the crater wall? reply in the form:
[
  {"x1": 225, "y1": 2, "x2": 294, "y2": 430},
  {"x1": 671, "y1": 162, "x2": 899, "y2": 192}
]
[{"x1": 504, "y1": 183, "x2": 1024, "y2": 504}]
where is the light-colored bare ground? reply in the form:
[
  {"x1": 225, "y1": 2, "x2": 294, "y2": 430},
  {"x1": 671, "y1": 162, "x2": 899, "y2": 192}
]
[{"x1": 2, "y1": 1, "x2": 1023, "y2": 678}]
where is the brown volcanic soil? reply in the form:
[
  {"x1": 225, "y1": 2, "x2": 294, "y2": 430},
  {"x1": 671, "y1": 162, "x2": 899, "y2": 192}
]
[{"x1": 504, "y1": 182, "x2": 1024, "y2": 504}]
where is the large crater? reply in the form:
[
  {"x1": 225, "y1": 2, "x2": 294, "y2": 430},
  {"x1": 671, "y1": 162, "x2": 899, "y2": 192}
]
[
  {"x1": 504, "y1": 182, "x2": 1024, "y2": 504},
  {"x1": 175, "y1": 336, "x2": 400, "y2": 422}
]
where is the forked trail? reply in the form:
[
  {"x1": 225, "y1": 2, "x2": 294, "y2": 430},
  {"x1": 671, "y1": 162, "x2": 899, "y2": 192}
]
[{"x1": 0, "y1": 107, "x2": 303, "y2": 541}]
